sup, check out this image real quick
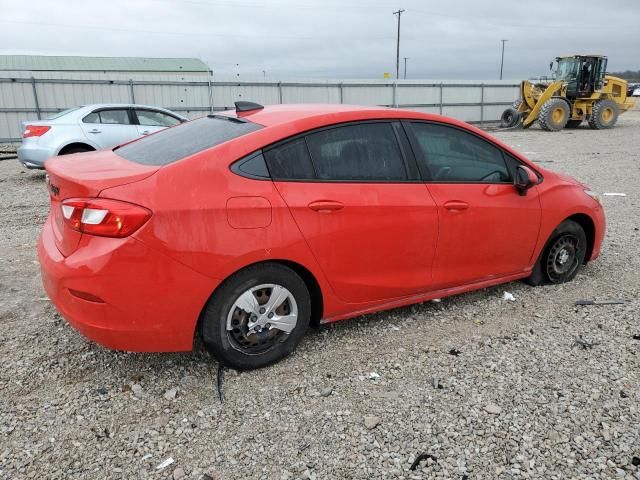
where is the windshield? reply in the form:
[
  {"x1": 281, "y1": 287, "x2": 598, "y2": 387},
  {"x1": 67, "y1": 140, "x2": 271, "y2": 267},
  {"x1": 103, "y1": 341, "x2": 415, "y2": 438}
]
[
  {"x1": 554, "y1": 58, "x2": 580, "y2": 81},
  {"x1": 115, "y1": 115, "x2": 262, "y2": 166},
  {"x1": 47, "y1": 107, "x2": 81, "y2": 120}
]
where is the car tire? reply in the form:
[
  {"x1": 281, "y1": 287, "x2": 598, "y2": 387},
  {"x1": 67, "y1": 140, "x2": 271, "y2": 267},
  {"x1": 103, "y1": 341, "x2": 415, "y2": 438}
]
[
  {"x1": 538, "y1": 98, "x2": 571, "y2": 131},
  {"x1": 526, "y1": 220, "x2": 587, "y2": 286},
  {"x1": 199, "y1": 263, "x2": 311, "y2": 370},
  {"x1": 588, "y1": 99, "x2": 619, "y2": 129}
]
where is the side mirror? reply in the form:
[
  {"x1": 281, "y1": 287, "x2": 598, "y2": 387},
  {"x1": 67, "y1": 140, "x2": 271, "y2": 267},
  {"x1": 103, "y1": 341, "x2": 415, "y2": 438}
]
[{"x1": 515, "y1": 165, "x2": 538, "y2": 196}]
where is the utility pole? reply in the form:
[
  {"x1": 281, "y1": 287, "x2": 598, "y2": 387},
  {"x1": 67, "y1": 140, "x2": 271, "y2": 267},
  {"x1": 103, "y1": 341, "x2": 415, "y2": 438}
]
[
  {"x1": 403, "y1": 57, "x2": 408, "y2": 79},
  {"x1": 393, "y1": 9, "x2": 405, "y2": 79},
  {"x1": 500, "y1": 39, "x2": 508, "y2": 80}
]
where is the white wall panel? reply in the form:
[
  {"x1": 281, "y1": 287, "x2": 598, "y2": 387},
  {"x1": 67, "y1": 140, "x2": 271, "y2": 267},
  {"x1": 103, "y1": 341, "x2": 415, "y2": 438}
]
[{"x1": 0, "y1": 73, "x2": 519, "y2": 143}]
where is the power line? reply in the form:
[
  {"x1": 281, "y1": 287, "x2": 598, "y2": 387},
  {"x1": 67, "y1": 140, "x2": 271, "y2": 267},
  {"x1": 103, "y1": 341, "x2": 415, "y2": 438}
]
[{"x1": 393, "y1": 8, "x2": 405, "y2": 80}]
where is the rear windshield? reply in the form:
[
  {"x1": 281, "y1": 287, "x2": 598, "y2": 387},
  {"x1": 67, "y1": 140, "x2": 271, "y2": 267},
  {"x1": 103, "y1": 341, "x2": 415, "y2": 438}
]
[
  {"x1": 115, "y1": 115, "x2": 262, "y2": 166},
  {"x1": 47, "y1": 107, "x2": 81, "y2": 120}
]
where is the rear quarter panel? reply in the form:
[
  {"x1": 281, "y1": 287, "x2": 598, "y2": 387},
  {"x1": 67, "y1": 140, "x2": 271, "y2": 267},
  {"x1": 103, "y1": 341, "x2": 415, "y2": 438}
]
[{"x1": 99, "y1": 142, "x2": 346, "y2": 320}]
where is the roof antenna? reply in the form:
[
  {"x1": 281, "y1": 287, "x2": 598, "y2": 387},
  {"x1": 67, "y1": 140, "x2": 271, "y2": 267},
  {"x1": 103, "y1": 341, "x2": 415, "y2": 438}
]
[{"x1": 234, "y1": 101, "x2": 264, "y2": 113}]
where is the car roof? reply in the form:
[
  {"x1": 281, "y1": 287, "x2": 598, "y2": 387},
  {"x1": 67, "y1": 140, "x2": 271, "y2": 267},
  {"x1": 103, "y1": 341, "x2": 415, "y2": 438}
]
[
  {"x1": 220, "y1": 103, "x2": 436, "y2": 128},
  {"x1": 79, "y1": 103, "x2": 180, "y2": 112}
]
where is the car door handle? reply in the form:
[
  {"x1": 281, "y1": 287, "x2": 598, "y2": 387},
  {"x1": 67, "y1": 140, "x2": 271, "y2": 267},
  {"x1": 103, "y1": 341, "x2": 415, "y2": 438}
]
[
  {"x1": 308, "y1": 200, "x2": 344, "y2": 213},
  {"x1": 88, "y1": 129, "x2": 101, "y2": 134},
  {"x1": 140, "y1": 130, "x2": 151, "y2": 135},
  {"x1": 443, "y1": 200, "x2": 469, "y2": 211}
]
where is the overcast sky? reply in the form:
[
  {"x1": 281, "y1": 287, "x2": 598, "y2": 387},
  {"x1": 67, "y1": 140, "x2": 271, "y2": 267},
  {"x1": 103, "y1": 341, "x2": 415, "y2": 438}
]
[{"x1": 1, "y1": 0, "x2": 639, "y2": 80}]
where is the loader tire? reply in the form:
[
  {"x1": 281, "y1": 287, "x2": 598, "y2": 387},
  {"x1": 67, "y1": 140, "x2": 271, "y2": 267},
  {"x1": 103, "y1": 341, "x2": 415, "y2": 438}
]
[
  {"x1": 538, "y1": 98, "x2": 570, "y2": 131},
  {"x1": 565, "y1": 119, "x2": 583, "y2": 128},
  {"x1": 588, "y1": 99, "x2": 619, "y2": 129},
  {"x1": 500, "y1": 107, "x2": 520, "y2": 128}
]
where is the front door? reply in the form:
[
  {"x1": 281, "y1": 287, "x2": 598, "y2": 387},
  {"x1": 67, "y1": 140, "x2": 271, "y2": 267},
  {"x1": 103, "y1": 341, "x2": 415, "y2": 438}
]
[
  {"x1": 406, "y1": 121, "x2": 541, "y2": 289},
  {"x1": 266, "y1": 122, "x2": 439, "y2": 304}
]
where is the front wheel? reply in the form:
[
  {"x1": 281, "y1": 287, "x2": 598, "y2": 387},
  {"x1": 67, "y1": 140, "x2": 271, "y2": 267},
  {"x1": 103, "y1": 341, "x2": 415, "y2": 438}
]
[
  {"x1": 527, "y1": 220, "x2": 587, "y2": 286},
  {"x1": 538, "y1": 98, "x2": 571, "y2": 131},
  {"x1": 199, "y1": 263, "x2": 311, "y2": 370}
]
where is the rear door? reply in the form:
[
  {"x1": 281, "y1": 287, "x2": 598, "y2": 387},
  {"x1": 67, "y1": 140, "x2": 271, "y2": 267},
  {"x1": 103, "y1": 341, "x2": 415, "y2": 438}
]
[
  {"x1": 405, "y1": 121, "x2": 541, "y2": 289},
  {"x1": 133, "y1": 109, "x2": 182, "y2": 136},
  {"x1": 80, "y1": 108, "x2": 139, "y2": 148},
  {"x1": 268, "y1": 121, "x2": 439, "y2": 304}
]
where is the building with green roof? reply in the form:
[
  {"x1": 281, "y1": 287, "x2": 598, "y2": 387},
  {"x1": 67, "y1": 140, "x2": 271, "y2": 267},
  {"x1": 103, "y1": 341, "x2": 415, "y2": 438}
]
[{"x1": 0, "y1": 55, "x2": 209, "y2": 73}]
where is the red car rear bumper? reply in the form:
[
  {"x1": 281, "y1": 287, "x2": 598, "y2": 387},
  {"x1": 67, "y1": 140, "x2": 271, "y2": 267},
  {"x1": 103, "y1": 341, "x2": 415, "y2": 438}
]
[{"x1": 38, "y1": 217, "x2": 217, "y2": 352}]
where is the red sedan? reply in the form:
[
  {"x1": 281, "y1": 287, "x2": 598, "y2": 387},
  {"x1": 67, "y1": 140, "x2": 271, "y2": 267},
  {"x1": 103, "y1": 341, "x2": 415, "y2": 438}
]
[{"x1": 38, "y1": 102, "x2": 605, "y2": 369}]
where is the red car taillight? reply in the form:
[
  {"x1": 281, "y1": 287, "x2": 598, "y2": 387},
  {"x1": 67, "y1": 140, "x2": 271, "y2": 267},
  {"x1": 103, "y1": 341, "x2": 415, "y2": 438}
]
[
  {"x1": 23, "y1": 125, "x2": 51, "y2": 138},
  {"x1": 60, "y1": 198, "x2": 152, "y2": 238}
]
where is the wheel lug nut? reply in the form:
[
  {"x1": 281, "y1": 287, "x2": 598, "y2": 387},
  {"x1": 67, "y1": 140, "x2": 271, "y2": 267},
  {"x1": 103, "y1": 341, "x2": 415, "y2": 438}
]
[
  {"x1": 268, "y1": 312, "x2": 274, "y2": 319},
  {"x1": 259, "y1": 307, "x2": 266, "y2": 314},
  {"x1": 251, "y1": 315, "x2": 257, "y2": 321},
  {"x1": 265, "y1": 323, "x2": 271, "y2": 329}
]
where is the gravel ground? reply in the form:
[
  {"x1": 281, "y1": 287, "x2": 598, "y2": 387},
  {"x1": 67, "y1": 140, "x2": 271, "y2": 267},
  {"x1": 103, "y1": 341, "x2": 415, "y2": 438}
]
[{"x1": 1, "y1": 113, "x2": 639, "y2": 480}]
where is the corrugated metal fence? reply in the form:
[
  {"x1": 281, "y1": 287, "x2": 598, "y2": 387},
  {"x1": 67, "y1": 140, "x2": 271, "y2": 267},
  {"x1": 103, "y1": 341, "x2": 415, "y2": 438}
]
[{"x1": 0, "y1": 75, "x2": 519, "y2": 143}]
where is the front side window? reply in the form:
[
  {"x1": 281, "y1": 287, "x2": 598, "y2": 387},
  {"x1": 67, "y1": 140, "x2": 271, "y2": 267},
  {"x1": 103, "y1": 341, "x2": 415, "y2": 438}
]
[
  {"x1": 305, "y1": 123, "x2": 407, "y2": 181},
  {"x1": 135, "y1": 109, "x2": 181, "y2": 127},
  {"x1": 83, "y1": 109, "x2": 131, "y2": 125},
  {"x1": 410, "y1": 123, "x2": 511, "y2": 183}
]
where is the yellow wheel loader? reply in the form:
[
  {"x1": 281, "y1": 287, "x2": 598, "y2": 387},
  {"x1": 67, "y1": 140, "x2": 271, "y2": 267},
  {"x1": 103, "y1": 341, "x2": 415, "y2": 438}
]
[{"x1": 500, "y1": 55, "x2": 635, "y2": 131}]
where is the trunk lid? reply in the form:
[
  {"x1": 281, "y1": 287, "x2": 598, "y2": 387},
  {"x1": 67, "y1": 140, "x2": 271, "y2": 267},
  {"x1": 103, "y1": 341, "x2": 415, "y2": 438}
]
[{"x1": 45, "y1": 149, "x2": 158, "y2": 256}]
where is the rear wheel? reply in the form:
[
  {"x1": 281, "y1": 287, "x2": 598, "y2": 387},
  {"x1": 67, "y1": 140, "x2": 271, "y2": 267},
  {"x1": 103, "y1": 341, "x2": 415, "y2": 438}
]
[
  {"x1": 527, "y1": 220, "x2": 587, "y2": 286},
  {"x1": 538, "y1": 98, "x2": 570, "y2": 131},
  {"x1": 199, "y1": 263, "x2": 311, "y2": 370},
  {"x1": 588, "y1": 99, "x2": 619, "y2": 129}
]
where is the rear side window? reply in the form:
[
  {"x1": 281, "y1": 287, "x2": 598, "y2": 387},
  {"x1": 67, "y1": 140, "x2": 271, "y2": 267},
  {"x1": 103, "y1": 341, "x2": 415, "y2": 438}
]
[
  {"x1": 305, "y1": 123, "x2": 407, "y2": 181},
  {"x1": 83, "y1": 109, "x2": 131, "y2": 125},
  {"x1": 264, "y1": 138, "x2": 315, "y2": 180},
  {"x1": 410, "y1": 122, "x2": 511, "y2": 183},
  {"x1": 116, "y1": 116, "x2": 262, "y2": 166}
]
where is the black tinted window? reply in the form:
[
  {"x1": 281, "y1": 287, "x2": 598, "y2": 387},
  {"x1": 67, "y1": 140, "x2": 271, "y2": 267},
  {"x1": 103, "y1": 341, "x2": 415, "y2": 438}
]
[
  {"x1": 264, "y1": 138, "x2": 315, "y2": 180},
  {"x1": 233, "y1": 152, "x2": 270, "y2": 179},
  {"x1": 116, "y1": 116, "x2": 262, "y2": 166},
  {"x1": 410, "y1": 123, "x2": 510, "y2": 183},
  {"x1": 305, "y1": 123, "x2": 407, "y2": 181}
]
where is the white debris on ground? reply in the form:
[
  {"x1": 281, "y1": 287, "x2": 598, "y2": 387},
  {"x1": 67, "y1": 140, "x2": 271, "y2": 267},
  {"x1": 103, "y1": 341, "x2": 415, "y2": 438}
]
[{"x1": 502, "y1": 291, "x2": 516, "y2": 302}]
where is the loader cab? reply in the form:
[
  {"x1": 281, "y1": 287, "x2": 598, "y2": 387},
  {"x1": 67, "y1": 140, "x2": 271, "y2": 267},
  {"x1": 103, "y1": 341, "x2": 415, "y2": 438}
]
[{"x1": 552, "y1": 55, "x2": 607, "y2": 98}]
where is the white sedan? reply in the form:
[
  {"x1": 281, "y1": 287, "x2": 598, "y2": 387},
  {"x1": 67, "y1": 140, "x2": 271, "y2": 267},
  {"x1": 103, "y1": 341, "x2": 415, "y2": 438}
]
[{"x1": 17, "y1": 104, "x2": 187, "y2": 169}]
